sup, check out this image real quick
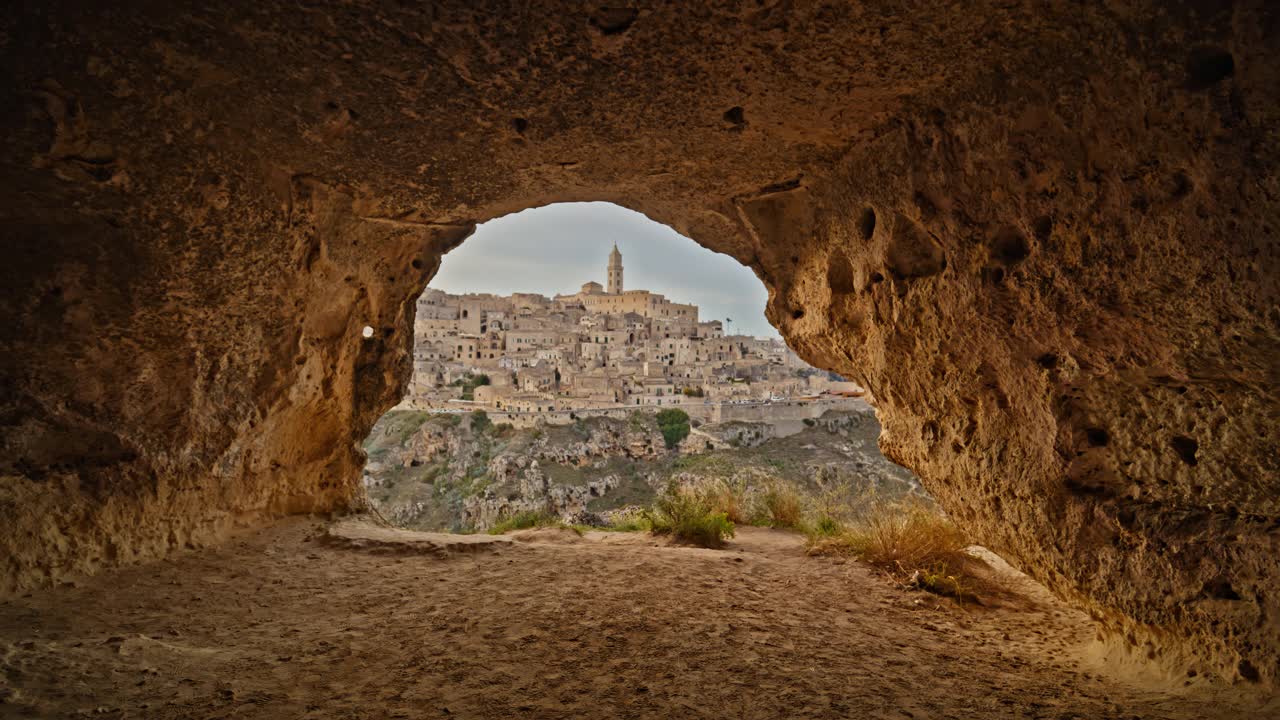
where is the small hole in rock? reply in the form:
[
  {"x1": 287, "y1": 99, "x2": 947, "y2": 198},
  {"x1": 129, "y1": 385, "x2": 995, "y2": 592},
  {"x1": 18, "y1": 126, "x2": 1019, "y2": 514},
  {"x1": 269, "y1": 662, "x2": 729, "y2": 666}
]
[
  {"x1": 411, "y1": 259, "x2": 423, "y2": 269},
  {"x1": 791, "y1": 308, "x2": 805, "y2": 320},
  {"x1": 723, "y1": 106, "x2": 745, "y2": 125},
  {"x1": 1186, "y1": 48, "x2": 1234, "y2": 91},
  {"x1": 1036, "y1": 353, "x2": 1059, "y2": 369},
  {"x1": 826, "y1": 255, "x2": 856, "y2": 294},
  {"x1": 1204, "y1": 579, "x2": 1241, "y2": 601},
  {"x1": 913, "y1": 191, "x2": 938, "y2": 218},
  {"x1": 858, "y1": 207, "x2": 877, "y2": 240},
  {"x1": 1085, "y1": 428, "x2": 1110, "y2": 447},
  {"x1": 1032, "y1": 215, "x2": 1053, "y2": 243},
  {"x1": 590, "y1": 7, "x2": 638, "y2": 35},
  {"x1": 1238, "y1": 660, "x2": 1260, "y2": 683},
  {"x1": 1171, "y1": 171, "x2": 1193, "y2": 199},
  {"x1": 1170, "y1": 435, "x2": 1198, "y2": 466},
  {"x1": 992, "y1": 226, "x2": 1031, "y2": 264},
  {"x1": 512, "y1": 117, "x2": 529, "y2": 134},
  {"x1": 361, "y1": 326, "x2": 374, "y2": 339}
]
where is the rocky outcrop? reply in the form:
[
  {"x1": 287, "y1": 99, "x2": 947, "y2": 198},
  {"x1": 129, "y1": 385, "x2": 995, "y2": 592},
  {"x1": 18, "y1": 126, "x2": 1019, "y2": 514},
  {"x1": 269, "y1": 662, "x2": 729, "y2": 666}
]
[
  {"x1": 0, "y1": 0, "x2": 1276, "y2": 686},
  {"x1": 460, "y1": 465, "x2": 619, "y2": 531},
  {"x1": 698, "y1": 422, "x2": 777, "y2": 449},
  {"x1": 364, "y1": 413, "x2": 664, "y2": 530}
]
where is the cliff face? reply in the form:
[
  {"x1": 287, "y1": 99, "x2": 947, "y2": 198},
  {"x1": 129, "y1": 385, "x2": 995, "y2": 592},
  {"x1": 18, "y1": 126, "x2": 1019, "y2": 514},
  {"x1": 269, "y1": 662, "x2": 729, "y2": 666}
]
[
  {"x1": 364, "y1": 409, "x2": 919, "y2": 531},
  {"x1": 363, "y1": 412, "x2": 667, "y2": 530},
  {"x1": 0, "y1": 0, "x2": 1276, "y2": 685}
]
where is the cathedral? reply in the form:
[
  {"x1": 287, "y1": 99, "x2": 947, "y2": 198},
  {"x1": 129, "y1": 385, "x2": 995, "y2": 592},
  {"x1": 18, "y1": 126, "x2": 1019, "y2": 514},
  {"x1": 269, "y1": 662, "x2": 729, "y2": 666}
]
[{"x1": 557, "y1": 244, "x2": 698, "y2": 321}]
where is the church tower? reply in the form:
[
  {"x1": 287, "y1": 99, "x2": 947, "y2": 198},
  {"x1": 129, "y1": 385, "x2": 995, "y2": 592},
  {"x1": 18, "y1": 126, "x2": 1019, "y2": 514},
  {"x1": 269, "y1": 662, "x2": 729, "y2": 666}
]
[{"x1": 607, "y1": 243, "x2": 623, "y2": 294}]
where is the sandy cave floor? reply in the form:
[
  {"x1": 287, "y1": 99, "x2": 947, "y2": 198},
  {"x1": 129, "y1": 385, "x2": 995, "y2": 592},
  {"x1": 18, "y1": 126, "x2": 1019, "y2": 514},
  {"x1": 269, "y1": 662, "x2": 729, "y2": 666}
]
[{"x1": 0, "y1": 519, "x2": 1271, "y2": 719}]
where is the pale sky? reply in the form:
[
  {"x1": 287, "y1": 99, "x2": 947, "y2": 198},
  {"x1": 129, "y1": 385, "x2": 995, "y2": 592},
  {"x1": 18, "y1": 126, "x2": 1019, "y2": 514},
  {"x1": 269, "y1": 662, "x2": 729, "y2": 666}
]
[{"x1": 429, "y1": 202, "x2": 780, "y2": 339}]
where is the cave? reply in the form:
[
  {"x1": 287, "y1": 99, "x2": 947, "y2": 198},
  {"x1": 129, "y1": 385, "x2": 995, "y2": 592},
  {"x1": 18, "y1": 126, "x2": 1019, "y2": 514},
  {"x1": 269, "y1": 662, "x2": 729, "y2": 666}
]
[{"x1": 1, "y1": 0, "x2": 1277, "y2": 706}]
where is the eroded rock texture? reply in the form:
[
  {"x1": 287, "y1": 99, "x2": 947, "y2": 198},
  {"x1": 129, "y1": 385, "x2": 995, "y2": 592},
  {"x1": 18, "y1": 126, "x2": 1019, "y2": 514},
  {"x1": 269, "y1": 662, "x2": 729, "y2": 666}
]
[{"x1": 1, "y1": 0, "x2": 1276, "y2": 686}]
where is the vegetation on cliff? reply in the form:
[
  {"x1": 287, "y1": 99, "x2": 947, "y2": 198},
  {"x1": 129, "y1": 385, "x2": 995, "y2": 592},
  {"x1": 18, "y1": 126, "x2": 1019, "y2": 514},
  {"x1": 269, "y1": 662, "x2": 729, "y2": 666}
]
[
  {"x1": 655, "y1": 408, "x2": 691, "y2": 448},
  {"x1": 363, "y1": 409, "x2": 923, "y2": 536}
]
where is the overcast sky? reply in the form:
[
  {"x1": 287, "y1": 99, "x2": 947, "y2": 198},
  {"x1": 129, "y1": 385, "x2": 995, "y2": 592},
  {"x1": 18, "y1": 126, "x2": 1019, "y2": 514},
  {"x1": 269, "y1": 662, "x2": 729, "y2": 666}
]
[{"x1": 429, "y1": 202, "x2": 780, "y2": 338}]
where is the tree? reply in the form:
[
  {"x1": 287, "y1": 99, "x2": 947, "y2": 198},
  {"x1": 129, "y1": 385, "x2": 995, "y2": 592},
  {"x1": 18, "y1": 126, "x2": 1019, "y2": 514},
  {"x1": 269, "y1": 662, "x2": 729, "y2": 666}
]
[
  {"x1": 655, "y1": 408, "x2": 691, "y2": 449},
  {"x1": 455, "y1": 373, "x2": 490, "y2": 400},
  {"x1": 470, "y1": 409, "x2": 492, "y2": 433}
]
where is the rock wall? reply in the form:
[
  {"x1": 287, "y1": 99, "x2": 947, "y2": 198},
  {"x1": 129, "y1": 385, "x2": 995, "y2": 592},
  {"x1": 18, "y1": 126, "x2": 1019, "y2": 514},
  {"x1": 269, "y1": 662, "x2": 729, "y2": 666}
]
[
  {"x1": 363, "y1": 412, "x2": 665, "y2": 530},
  {"x1": 0, "y1": 0, "x2": 1275, "y2": 685}
]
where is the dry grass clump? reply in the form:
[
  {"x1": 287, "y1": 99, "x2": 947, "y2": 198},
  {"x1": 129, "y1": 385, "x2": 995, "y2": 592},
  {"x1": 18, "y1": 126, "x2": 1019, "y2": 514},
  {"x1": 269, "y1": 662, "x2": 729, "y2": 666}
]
[
  {"x1": 488, "y1": 509, "x2": 581, "y2": 536},
  {"x1": 702, "y1": 479, "x2": 750, "y2": 524},
  {"x1": 806, "y1": 495, "x2": 994, "y2": 602},
  {"x1": 646, "y1": 481, "x2": 735, "y2": 548},
  {"x1": 700, "y1": 479, "x2": 806, "y2": 530},
  {"x1": 756, "y1": 483, "x2": 804, "y2": 529}
]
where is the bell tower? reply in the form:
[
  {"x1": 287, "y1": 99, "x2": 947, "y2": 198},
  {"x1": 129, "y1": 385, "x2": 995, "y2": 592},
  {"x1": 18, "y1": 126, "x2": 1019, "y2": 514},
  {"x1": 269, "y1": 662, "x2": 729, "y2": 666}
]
[{"x1": 607, "y1": 243, "x2": 623, "y2": 294}]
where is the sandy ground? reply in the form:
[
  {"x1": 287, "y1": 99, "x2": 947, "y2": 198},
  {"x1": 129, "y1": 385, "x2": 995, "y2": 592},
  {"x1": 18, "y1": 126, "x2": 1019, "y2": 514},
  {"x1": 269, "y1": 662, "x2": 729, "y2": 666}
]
[{"x1": 0, "y1": 518, "x2": 1271, "y2": 719}]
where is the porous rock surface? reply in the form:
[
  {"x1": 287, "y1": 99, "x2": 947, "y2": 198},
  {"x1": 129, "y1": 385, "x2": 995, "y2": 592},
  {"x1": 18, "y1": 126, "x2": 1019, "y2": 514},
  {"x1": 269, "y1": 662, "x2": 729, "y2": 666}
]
[{"x1": 0, "y1": 0, "x2": 1275, "y2": 685}]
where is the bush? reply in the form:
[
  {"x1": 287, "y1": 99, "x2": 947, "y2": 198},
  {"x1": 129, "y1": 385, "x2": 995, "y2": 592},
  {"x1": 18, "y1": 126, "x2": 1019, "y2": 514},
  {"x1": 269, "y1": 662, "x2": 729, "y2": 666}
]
[
  {"x1": 810, "y1": 514, "x2": 843, "y2": 538},
  {"x1": 470, "y1": 409, "x2": 492, "y2": 433},
  {"x1": 655, "y1": 408, "x2": 691, "y2": 448},
  {"x1": 645, "y1": 481, "x2": 734, "y2": 548},
  {"x1": 806, "y1": 497, "x2": 989, "y2": 602}
]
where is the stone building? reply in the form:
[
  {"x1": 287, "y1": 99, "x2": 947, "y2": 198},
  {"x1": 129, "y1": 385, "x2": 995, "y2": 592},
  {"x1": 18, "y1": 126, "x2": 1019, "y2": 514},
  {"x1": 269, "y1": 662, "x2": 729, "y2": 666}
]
[{"x1": 400, "y1": 244, "x2": 853, "y2": 413}]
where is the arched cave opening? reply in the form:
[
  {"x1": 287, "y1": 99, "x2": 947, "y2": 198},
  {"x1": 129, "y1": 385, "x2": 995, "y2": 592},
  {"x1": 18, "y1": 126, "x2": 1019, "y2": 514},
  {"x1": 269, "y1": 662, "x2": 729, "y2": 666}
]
[
  {"x1": 0, "y1": 1, "x2": 1276, "y2": 715},
  {"x1": 358, "y1": 201, "x2": 933, "y2": 538}
]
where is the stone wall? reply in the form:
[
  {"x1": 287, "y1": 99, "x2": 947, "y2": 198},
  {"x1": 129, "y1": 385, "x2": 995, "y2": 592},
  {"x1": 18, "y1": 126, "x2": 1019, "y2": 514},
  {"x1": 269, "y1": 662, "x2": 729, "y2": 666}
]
[{"x1": 0, "y1": 0, "x2": 1275, "y2": 685}]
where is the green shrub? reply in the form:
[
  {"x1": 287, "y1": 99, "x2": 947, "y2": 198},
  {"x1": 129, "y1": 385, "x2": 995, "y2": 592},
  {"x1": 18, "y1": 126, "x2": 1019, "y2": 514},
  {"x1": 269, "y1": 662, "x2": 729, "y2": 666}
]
[
  {"x1": 810, "y1": 514, "x2": 843, "y2": 538},
  {"x1": 470, "y1": 409, "x2": 492, "y2": 433},
  {"x1": 645, "y1": 481, "x2": 735, "y2": 548},
  {"x1": 655, "y1": 408, "x2": 691, "y2": 448},
  {"x1": 453, "y1": 373, "x2": 491, "y2": 400}
]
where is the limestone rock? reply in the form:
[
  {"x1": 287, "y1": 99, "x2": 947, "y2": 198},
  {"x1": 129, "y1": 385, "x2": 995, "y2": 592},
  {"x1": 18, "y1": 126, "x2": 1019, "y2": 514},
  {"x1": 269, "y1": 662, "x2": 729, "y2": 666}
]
[{"x1": 0, "y1": 0, "x2": 1275, "y2": 686}]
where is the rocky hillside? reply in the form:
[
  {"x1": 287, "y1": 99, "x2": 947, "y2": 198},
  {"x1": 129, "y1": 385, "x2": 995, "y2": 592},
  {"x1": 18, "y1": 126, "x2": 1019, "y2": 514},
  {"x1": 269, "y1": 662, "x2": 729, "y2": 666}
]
[{"x1": 362, "y1": 408, "x2": 922, "y2": 531}]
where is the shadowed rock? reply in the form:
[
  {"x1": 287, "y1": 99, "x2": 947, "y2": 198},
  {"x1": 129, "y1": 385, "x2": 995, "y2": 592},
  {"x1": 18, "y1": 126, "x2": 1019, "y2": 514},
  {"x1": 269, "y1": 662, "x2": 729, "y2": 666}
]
[{"x1": 0, "y1": 0, "x2": 1276, "y2": 687}]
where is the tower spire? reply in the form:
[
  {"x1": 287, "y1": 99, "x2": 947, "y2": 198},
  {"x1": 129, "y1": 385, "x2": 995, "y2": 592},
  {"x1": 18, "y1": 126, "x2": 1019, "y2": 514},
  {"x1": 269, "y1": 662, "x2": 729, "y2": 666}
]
[{"x1": 607, "y1": 242, "x2": 624, "y2": 294}]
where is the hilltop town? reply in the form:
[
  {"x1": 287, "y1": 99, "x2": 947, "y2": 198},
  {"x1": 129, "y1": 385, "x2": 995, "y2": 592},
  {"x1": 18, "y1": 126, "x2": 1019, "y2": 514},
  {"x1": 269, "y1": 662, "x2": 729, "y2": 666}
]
[{"x1": 401, "y1": 244, "x2": 865, "y2": 425}]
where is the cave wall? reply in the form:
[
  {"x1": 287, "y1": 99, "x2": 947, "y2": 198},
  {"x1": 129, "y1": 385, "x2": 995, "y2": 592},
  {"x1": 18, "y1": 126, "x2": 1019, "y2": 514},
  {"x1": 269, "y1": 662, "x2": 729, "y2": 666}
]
[{"x1": 1, "y1": 0, "x2": 1275, "y2": 685}]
